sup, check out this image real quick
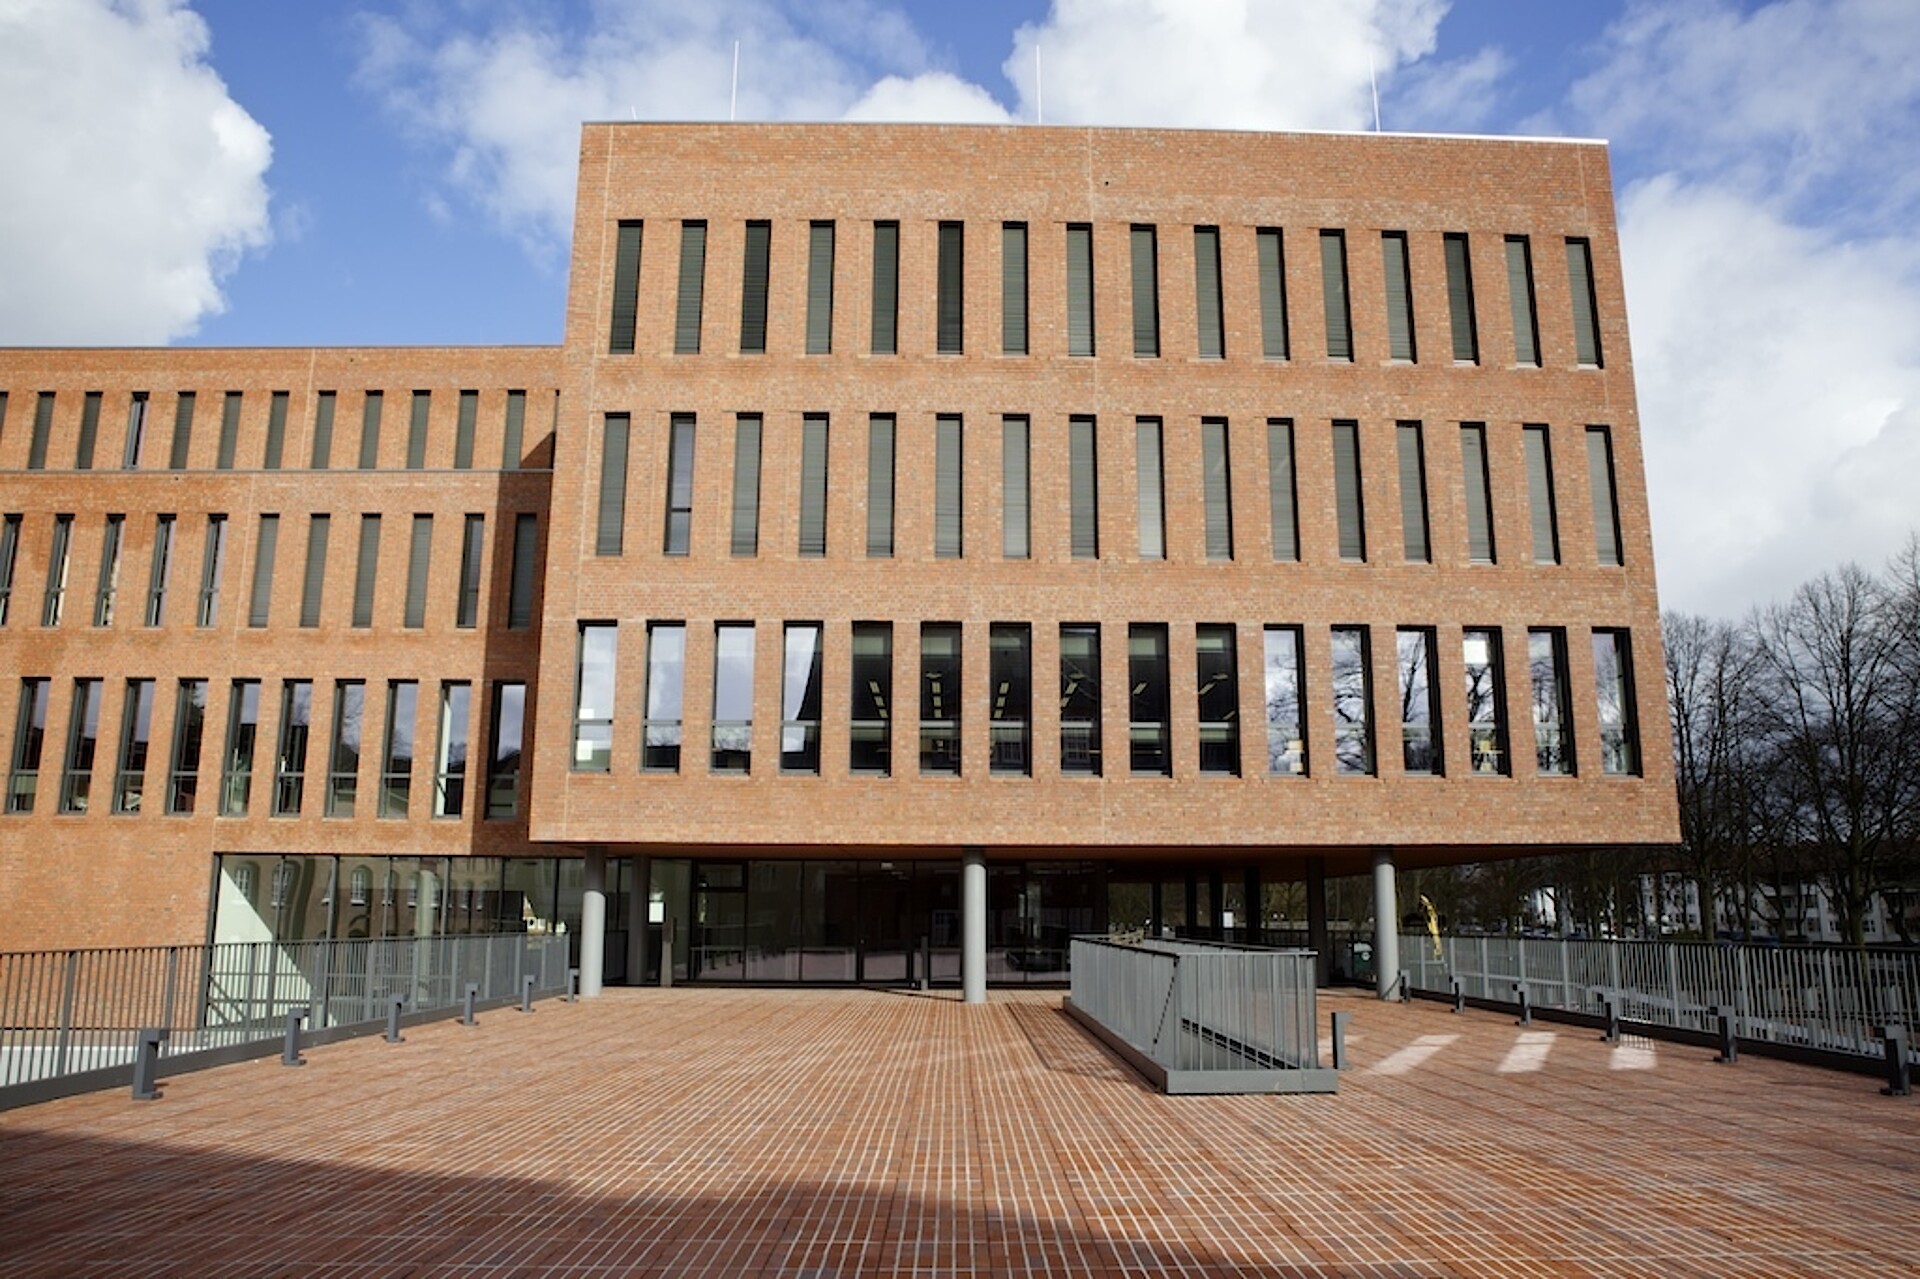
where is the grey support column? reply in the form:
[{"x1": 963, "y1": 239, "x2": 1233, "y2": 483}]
[
  {"x1": 580, "y1": 850, "x2": 607, "y2": 998},
  {"x1": 626, "y1": 855, "x2": 651, "y2": 985},
  {"x1": 962, "y1": 847, "x2": 986, "y2": 1005},
  {"x1": 1372, "y1": 848, "x2": 1400, "y2": 1000},
  {"x1": 1305, "y1": 857, "x2": 1329, "y2": 987}
]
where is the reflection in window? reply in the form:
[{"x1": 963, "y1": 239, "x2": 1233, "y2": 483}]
[
  {"x1": 60, "y1": 678, "x2": 102, "y2": 813},
  {"x1": 850, "y1": 623, "x2": 892, "y2": 775},
  {"x1": 1060, "y1": 624, "x2": 1102, "y2": 776},
  {"x1": 1463, "y1": 629, "x2": 1508, "y2": 775},
  {"x1": 1128, "y1": 624, "x2": 1170, "y2": 776},
  {"x1": 1594, "y1": 630, "x2": 1639, "y2": 775},
  {"x1": 1263, "y1": 627, "x2": 1306, "y2": 776},
  {"x1": 573, "y1": 624, "x2": 616, "y2": 773},
  {"x1": 712, "y1": 623, "x2": 755, "y2": 773},
  {"x1": 167, "y1": 679, "x2": 206, "y2": 814},
  {"x1": 435, "y1": 682, "x2": 470, "y2": 817},
  {"x1": 989, "y1": 624, "x2": 1031, "y2": 776},
  {"x1": 274, "y1": 679, "x2": 312, "y2": 815},
  {"x1": 486, "y1": 682, "x2": 525, "y2": 819},
  {"x1": 1397, "y1": 629, "x2": 1440, "y2": 775},
  {"x1": 381, "y1": 681, "x2": 417, "y2": 818},
  {"x1": 1529, "y1": 628, "x2": 1572, "y2": 775},
  {"x1": 114, "y1": 678, "x2": 155, "y2": 814},
  {"x1": 920, "y1": 623, "x2": 961, "y2": 775},
  {"x1": 643, "y1": 623, "x2": 685, "y2": 772},
  {"x1": 219, "y1": 679, "x2": 261, "y2": 816},
  {"x1": 1331, "y1": 626, "x2": 1374, "y2": 776},
  {"x1": 781, "y1": 623, "x2": 823, "y2": 774},
  {"x1": 327, "y1": 681, "x2": 363, "y2": 817},
  {"x1": 1196, "y1": 625, "x2": 1239, "y2": 776}
]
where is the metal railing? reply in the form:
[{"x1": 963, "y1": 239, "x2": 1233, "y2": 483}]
[
  {"x1": 1, "y1": 934, "x2": 571, "y2": 1093},
  {"x1": 1399, "y1": 934, "x2": 1919, "y2": 1063}
]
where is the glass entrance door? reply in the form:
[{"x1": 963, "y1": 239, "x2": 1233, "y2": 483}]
[{"x1": 857, "y1": 863, "x2": 912, "y2": 983}]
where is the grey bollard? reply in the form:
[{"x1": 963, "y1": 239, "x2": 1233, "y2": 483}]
[
  {"x1": 520, "y1": 973, "x2": 536, "y2": 1012},
  {"x1": 1451, "y1": 978, "x2": 1464, "y2": 1014},
  {"x1": 385, "y1": 995, "x2": 406, "y2": 1044},
  {"x1": 1602, "y1": 997, "x2": 1621, "y2": 1044},
  {"x1": 566, "y1": 968, "x2": 579, "y2": 1002},
  {"x1": 1714, "y1": 1006, "x2": 1738, "y2": 1063},
  {"x1": 918, "y1": 936, "x2": 931, "y2": 993},
  {"x1": 1514, "y1": 983, "x2": 1531, "y2": 1026},
  {"x1": 1398, "y1": 970, "x2": 1411, "y2": 1004},
  {"x1": 1882, "y1": 1025, "x2": 1911, "y2": 1097},
  {"x1": 131, "y1": 1027, "x2": 169, "y2": 1101},
  {"x1": 461, "y1": 983, "x2": 479, "y2": 1026},
  {"x1": 1330, "y1": 1010, "x2": 1354, "y2": 1070},
  {"x1": 282, "y1": 1006, "x2": 310, "y2": 1067}
]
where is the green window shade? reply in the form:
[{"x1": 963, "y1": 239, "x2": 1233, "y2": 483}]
[
  {"x1": 1567, "y1": 238, "x2": 1603, "y2": 366},
  {"x1": 264, "y1": 392, "x2": 288, "y2": 469},
  {"x1": 352, "y1": 515, "x2": 381, "y2": 628},
  {"x1": 1130, "y1": 225, "x2": 1159, "y2": 357},
  {"x1": 75, "y1": 392, "x2": 101, "y2": 469},
  {"x1": 1135, "y1": 419, "x2": 1165, "y2": 559},
  {"x1": 1066, "y1": 224, "x2": 1094, "y2": 356},
  {"x1": 739, "y1": 220, "x2": 770, "y2": 354},
  {"x1": 1257, "y1": 228, "x2": 1289, "y2": 359},
  {"x1": 936, "y1": 222, "x2": 964, "y2": 353},
  {"x1": 404, "y1": 514, "x2": 432, "y2": 628},
  {"x1": 867, "y1": 415, "x2": 895, "y2": 558},
  {"x1": 1506, "y1": 236, "x2": 1539, "y2": 366},
  {"x1": 805, "y1": 222, "x2": 834, "y2": 355},
  {"x1": 358, "y1": 391, "x2": 383, "y2": 470},
  {"x1": 730, "y1": 415, "x2": 762, "y2": 557},
  {"x1": 1069, "y1": 416, "x2": 1099, "y2": 559},
  {"x1": 248, "y1": 515, "x2": 278, "y2": 628},
  {"x1": 508, "y1": 514, "x2": 537, "y2": 630},
  {"x1": 453, "y1": 390, "x2": 477, "y2": 470},
  {"x1": 170, "y1": 392, "x2": 196, "y2": 470},
  {"x1": 1002, "y1": 415, "x2": 1029, "y2": 559},
  {"x1": 798, "y1": 414, "x2": 828, "y2": 558},
  {"x1": 1382, "y1": 232, "x2": 1415, "y2": 362},
  {"x1": 1001, "y1": 222, "x2": 1028, "y2": 355},
  {"x1": 1461, "y1": 424, "x2": 1495, "y2": 563},
  {"x1": 216, "y1": 391, "x2": 242, "y2": 469},
  {"x1": 501, "y1": 390, "x2": 525, "y2": 469},
  {"x1": 1194, "y1": 227, "x2": 1223, "y2": 359},
  {"x1": 663, "y1": 415, "x2": 695, "y2": 555},
  {"x1": 1444, "y1": 233, "x2": 1478, "y2": 363},
  {"x1": 310, "y1": 392, "x2": 335, "y2": 469},
  {"x1": 299, "y1": 514, "x2": 329, "y2": 628},
  {"x1": 1333, "y1": 420, "x2": 1365, "y2": 561},
  {"x1": 457, "y1": 514, "x2": 484, "y2": 628},
  {"x1": 1201, "y1": 418, "x2": 1232, "y2": 561},
  {"x1": 1524, "y1": 425, "x2": 1558, "y2": 564},
  {"x1": 1587, "y1": 425, "x2": 1622, "y2": 566},
  {"x1": 870, "y1": 221, "x2": 899, "y2": 355},
  {"x1": 1320, "y1": 231, "x2": 1352, "y2": 360},
  {"x1": 1267, "y1": 419, "x2": 1298, "y2": 562},
  {"x1": 406, "y1": 390, "x2": 430, "y2": 469},
  {"x1": 934, "y1": 414, "x2": 963, "y2": 557},
  {"x1": 608, "y1": 220, "x2": 643, "y2": 355},
  {"x1": 28, "y1": 392, "x2": 53, "y2": 470},
  {"x1": 674, "y1": 221, "x2": 707, "y2": 354},
  {"x1": 596, "y1": 414, "x2": 629, "y2": 557},
  {"x1": 1396, "y1": 422, "x2": 1429, "y2": 563}
]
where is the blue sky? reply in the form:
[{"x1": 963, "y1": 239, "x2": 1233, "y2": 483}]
[{"x1": 2, "y1": 0, "x2": 1917, "y2": 618}]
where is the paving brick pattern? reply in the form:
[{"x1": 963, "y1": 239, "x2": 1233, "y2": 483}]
[{"x1": 3, "y1": 989, "x2": 1915, "y2": 1277}]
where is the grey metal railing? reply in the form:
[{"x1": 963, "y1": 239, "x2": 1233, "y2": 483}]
[
  {"x1": 1399, "y1": 933, "x2": 1919, "y2": 1064},
  {"x1": 1, "y1": 933, "x2": 571, "y2": 1092}
]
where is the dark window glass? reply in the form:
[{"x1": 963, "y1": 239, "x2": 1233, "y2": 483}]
[
  {"x1": 1196, "y1": 625, "x2": 1239, "y2": 776},
  {"x1": 919, "y1": 623, "x2": 961, "y2": 775},
  {"x1": 989, "y1": 623, "x2": 1031, "y2": 776},
  {"x1": 1464, "y1": 628, "x2": 1508, "y2": 775},
  {"x1": 936, "y1": 221, "x2": 964, "y2": 353},
  {"x1": 1594, "y1": 629, "x2": 1639, "y2": 775},
  {"x1": 1060, "y1": 624, "x2": 1101, "y2": 776},
  {"x1": 1331, "y1": 626, "x2": 1374, "y2": 776},
  {"x1": 1397, "y1": 628, "x2": 1441, "y2": 775},
  {"x1": 1001, "y1": 222, "x2": 1028, "y2": 355},
  {"x1": 781, "y1": 623, "x2": 824, "y2": 774},
  {"x1": 850, "y1": 622, "x2": 892, "y2": 775},
  {"x1": 1128, "y1": 624, "x2": 1170, "y2": 776},
  {"x1": 1529, "y1": 628, "x2": 1572, "y2": 775}
]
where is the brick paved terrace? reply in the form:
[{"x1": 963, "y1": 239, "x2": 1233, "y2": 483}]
[{"x1": 2, "y1": 988, "x2": 1915, "y2": 1277}]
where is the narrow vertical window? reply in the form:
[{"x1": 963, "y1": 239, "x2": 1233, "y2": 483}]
[
  {"x1": 1444, "y1": 233, "x2": 1478, "y2": 363},
  {"x1": 0, "y1": 515, "x2": 17, "y2": 625},
  {"x1": 1135, "y1": 417, "x2": 1165, "y2": 560},
  {"x1": 597, "y1": 412, "x2": 629, "y2": 557},
  {"x1": 1464, "y1": 629, "x2": 1509, "y2": 775},
  {"x1": 1130, "y1": 224, "x2": 1160, "y2": 358},
  {"x1": 1001, "y1": 222, "x2": 1028, "y2": 355},
  {"x1": 1594, "y1": 629, "x2": 1639, "y2": 775},
  {"x1": 781, "y1": 623, "x2": 824, "y2": 774},
  {"x1": 1263, "y1": 626, "x2": 1306, "y2": 776},
  {"x1": 712, "y1": 623, "x2": 755, "y2": 773},
  {"x1": 1069, "y1": 416, "x2": 1100, "y2": 559},
  {"x1": 403, "y1": 514, "x2": 433, "y2": 629},
  {"x1": 674, "y1": 220, "x2": 707, "y2": 354},
  {"x1": 1382, "y1": 232, "x2": 1416, "y2": 362},
  {"x1": 1567, "y1": 238, "x2": 1603, "y2": 366},
  {"x1": 1460, "y1": 424, "x2": 1496, "y2": 563},
  {"x1": 1320, "y1": 230, "x2": 1352, "y2": 360},
  {"x1": 1066, "y1": 224, "x2": 1095, "y2": 357},
  {"x1": 217, "y1": 390, "x2": 242, "y2": 469},
  {"x1": 1332, "y1": 420, "x2": 1366, "y2": 562},
  {"x1": 1202, "y1": 418, "x2": 1233, "y2": 561},
  {"x1": 936, "y1": 221, "x2": 964, "y2": 354},
  {"x1": 453, "y1": 390, "x2": 477, "y2": 469},
  {"x1": 122, "y1": 392, "x2": 148, "y2": 469},
  {"x1": 8, "y1": 679, "x2": 50, "y2": 812},
  {"x1": 326, "y1": 681, "x2": 363, "y2": 817},
  {"x1": 989, "y1": 623, "x2": 1031, "y2": 776},
  {"x1": 919, "y1": 623, "x2": 961, "y2": 775},
  {"x1": 456, "y1": 514, "x2": 484, "y2": 628},
  {"x1": 1587, "y1": 425, "x2": 1623, "y2": 567},
  {"x1": 405, "y1": 390, "x2": 430, "y2": 469},
  {"x1": 28, "y1": 392, "x2": 53, "y2": 470},
  {"x1": 1331, "y1": 625, "x2": 1374, "y2": 776},
  {"x1": 643, "y1": 622, "x2": 685, "y2": 772},
  {"x1": 169, "y1": 391, "x2": 195, "y2": 470},
  {"x1": 502, "y1": 390, "x2": 526, "y2": 468},
  {"x1": 309, "y1": 391, "x2": 335, "y2": 469},
  {"x1": 1529, "y1": 628, "x2": 1572, "y2": 775},
  {"x1": 1194, "y1": 226, "x2": 1224, "y2": 359},
  {"x1": 508, "y1": 513, "x2": 537, "y2": 629},
  {"x1": 934, "y1": 414, "x2": 964, "y2": 559},
  {"x1": 166, "y1": 679, "x2": 207, "y2": 814},
  {"x1": 1128, "y1": 624, "x2": 1171, "y2": 776},
  {"x1": 1506, "y1": 235, "x2": 1540, "y2": 366},
  {"x1": 219, "y1": 679, "x2": 261, "y2": 816},
  {"x1": 273, "y1": 680, "x2": 311, "y2": 816},
  {"x1": 76, "y1": 392, "x2": 101, "y2": 469},
  {"x1": 1196, "y1": 625, "x2": 1240, "y2": 776},
  {"x1": 805, "y1": 221, "x2": 835, "y2": 354},
  {"x1": 1397, "y1": 628, "x2": 1441, "y2": 775},
  {"x1": 1524, "y1": 424, "x2": 1560, "y2": 565},
  {"x1": 357, "y1": 390, "x2": 382, "y2": 470},
  {"x1": 866, "y1": 415, "x2": 895, "y2": 558},
  {"x1": 664, "y1": 413, "x2": 695, "y2": 555},
  {"x1": 739, "y1": 220, "x2": 771, "y2": 355},
  {"x1": 435, "y1": 682, "x2": 470, "y2": 816},
  {"x1": 248, "y1": 514, "x2": 278, "y2": 628},
  {"x1": 1059, "y1": 624, "x2": 1102, "y2": 775},
  {"x1": 1257, "y1": 228, "x2": 1290, "y2": 359},
  {"x1": 870, "y1": 221, "x2": 899, "y2": 355},
  {"x1": 486, "y1": 682, "x2": 526, "y2": 818},
  {"x1": 143, "y1": 514, "x2": 173, "y2": 627},
  {"x1": 264, "y1": 391, "x2": 288, "y2": 469},
  {"x1": 114, "y1": 678, "x2": 155, "y2": 814},
  {"x1": 573, "y1": 623, "x2": 617, "y2": 773},
  {"x1": 94, "y1": 513, "x2": 124, "y2": 626},
  {"x1": 1002, "y1": 415, "x2": 1030, "y2": 559},
  {"x1": 298, "y1": 514, "x2": 329, "y2": 628},
  {"x1": 798, "y1": 414, "x2": 829, "y2": 558},
  {"x1": 1267, "y1": 419, "x2": 1299, "y2": 562},
  {"x1": 1396, "y1": 422, "x2": 1430, "y2": 563},
  {"x1": 351, "y1": 514, "x2": 381, "y2": 628},
  {"x1": 41, "y1": 513, "x2": 72, "y2": 626},
  {"x1": 59, "y1": 679, "x2": 103, "y2": 813},
  {"x1": 850, "y1": 622, "x2": 892, "y2": 775},
  {"x1": 608, "y1": 220, "x2": 643, "y2": 354},
  {"x1": 380, "y1": 681, "x2": 418, "y2": 817}
]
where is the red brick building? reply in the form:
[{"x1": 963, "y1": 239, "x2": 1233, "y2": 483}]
[{"x1": 0, "y1": 124, "x2": 1676, "y2": 994}]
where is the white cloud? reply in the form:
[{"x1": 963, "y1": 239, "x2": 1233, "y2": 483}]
[
  {"x1": 844, "y1": 72, "x2": 1013, "y2": 124},
  {"x1": 0, "y1": 0, "x2": 272, "y2": 344}
]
